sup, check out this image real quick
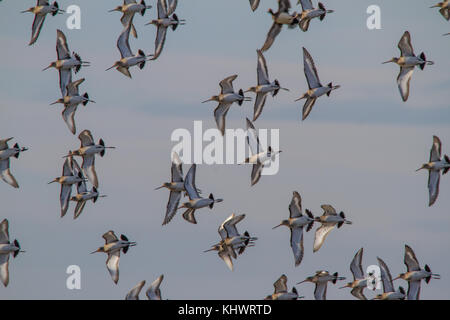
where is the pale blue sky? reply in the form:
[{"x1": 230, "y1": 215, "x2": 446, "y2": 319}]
[{"x1": 0, "y1": 0, "x2": 449, "y2": 299}]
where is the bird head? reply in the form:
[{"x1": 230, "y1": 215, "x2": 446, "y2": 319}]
[
  {"x1": 382, "y1": 57, "x2": 398, "y2": 64},
  {"x1": 42, "y1": 62, "x2": 57, "y2": 71},
  {"x1": 90, "y1": 247, "x2": 105, "y2": 254},
  {"x1": 202, "y1": 96, "x2": 219, "y2": 103},
  {"x1": 272, "y1": 220, "x2": 289, "y2": 229}
]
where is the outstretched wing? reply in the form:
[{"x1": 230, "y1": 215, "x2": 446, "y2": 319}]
[
  {"x1": 125, "y1": 280, "x2": 146, "y2": 300},
  {"x1": 314, "y1": 282, "x2": 327, "y2": 300},
  {"x1": 29, "y1": 13, "x2": 46, "y2": 46},
  {"x1": 146, "y1": 274, "x2": 164, "y2": 300},
  {"x1": 157, "y1": 0, "x2": 168, "y2": 19},
  {"x1": 291, "y1": 227, "x2": 304, "y2": 266},
  {"x1": 351, "y1": 287, "x2": 367, "y2": 300},
  {"x1": 152, "y1": 25, "x2": 168, "y2": 60},
  {"x1": 397, "y1": 66, "x2": 414, "y2": 102},
  {"x1": 303, "y1": 47, "x2": 321, "y2": 89},
  {"x1": 0, "y1": 219, "x2": 9, "y2": 244},
  {"x1": 171, "y1": 152, "x2": 183, "y2": 182},
  {"x1": 249, "y1": 0, "x2": 261, "y2": 11},
  {"x1": 0, "y1": 253, "x2": 9, "y2": 287},
  {"x1": 350, "y1": 248, "x2": 364, "y2": 280},
  {"x1": 299, "y1": 0, "x2": 313, "y2": 11},
  {"x1": 273, "y1": 274, "x2": 288, "y2": 294},
  {"x1": 246, "y1": 117, "x2": 262, "y2": 155},
  {"x1": 404, "y1": 245, "x2": 420, "y2": 272},
  {"x1": 256, "y1": 50, "x2": 270, "y2": 85},
  {"x1": 56, "y1": 29, "x2": 71, "y2": 60},
  {"x1": 251, "y1": 163, "x2": 264, "y2": 186},
  {"x1": 398, "y1": 31, "x2": 415, "y2": 57},
  {"x1": 167, "y1": 0, "x2": 178, "y2": 15},
  {"x1": 289, "y1": 191, "x2": 302, "y2": 218},
  {"x1": 407, "y1": 281, "x2": 421, "y2": 300},
  {"x1": 184, "y1": 164, "x2": 200, "y2": 200},
  {"x1": 82, "y1": 155, "x2": 98, "y2": 188},
  {"x1": 214, "y1": 103, "x2": 232, "y2": 136},
  {"x1": 279, "y1": 0, "x2": 291, "y2": 13},
  {"x1": 253, "y1": 92, "x2": 268, "y2": 122},
  {"x1": 162, "y1": 191, "x2": 182, "y2": 225},
  {"x1": 67, "y1": 78, "x2": 85, "y2": 96},
  {"x1": 0, "y1": 159, "x2": 19, "y2": 188},
  {"x1": 117, "y1": 23, "x2": 133, "y2": 59},
  {"x1": 219, "y1": 75, "x2": 238, "y2": 94},
  {"x1": 429, "y1": 136, "x2": 442, "y2": 162},
  {"x1": 377, "y1": 257, "x2": 395, "y2": 293},
  {"x1": 78, "y1": 130, "x2": 95, "y2": 146},
  {"x1": 62, "y1": 105, "x2": 77, "y2": 135},
  {"x1": 102, "y1": 230, "x2": 118, "y2": 244},
  {"x1": 261, "y1": 23, "x2": 282, "y2": 52},
  {"x1": 106, "y1": 251, "x2": 120, "y2": 284},
  {"x1": 313, "y1": 223, "x2": 336, "y2": 252},
  {"x1": 321, "y1": 204, "x2": 337, "y2": 216},
  {"x1": 428, "y1": 170, "x2": 440, "y2": 207}
]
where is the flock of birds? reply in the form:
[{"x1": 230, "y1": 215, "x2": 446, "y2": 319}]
[{"x1": 0, "y1": 0, "x2": 449, "y2": 300}]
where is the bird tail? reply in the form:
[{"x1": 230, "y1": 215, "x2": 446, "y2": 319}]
[
  {"x1": 13, "y1": 240, "x2": 21, "y2": 258},
  {"x1": 273, "y1": 79, "x2": 280, "y2": 97},
  {"x1": 419, "y1": 52, "x2": 427, "y2": 70},
  {"x1": 140, "y1": 0, "x2": 147, "y2": 16},
  {"x1": 319, "y1": 2, "x2": 326, "y2": 20},
  {"x1": 327, "y1": 82, "x2": 333, "y2": 96},
  {"x1": 99, "y1": 139, "x2": 106, "y2": 157},
  {"x1": 425, "y1": 264, "x2": 432, "y2": 283},
  {"x1": 443, "y1": 155, "x2": 450, "y2": 175},
  {"x1": 238, "y1": 89, "x2": 244, "y2": 106},
  {"x1": 13, "y1": 143, "x2": 21, "y2": 158},
  {"x1": 182, "y1": 209, "x2": 197, "y2": 224},
  {"x1": 82, "y1": 93, "x2": 90, "y2": 106},
  {"x1": 138, "y1": 50, "x2": 146, "y2": 70},
  {"x1": 332, "y1": 272, "x2": 339, "y2": 284},
  {"x1": 93, "y1": 187, "x2": 99, "y2": 203},
  {"x1": 172, "y1": 14, "x2": 179, "y2": 31},
  {"x1": 209, "y1": 193, "x2": 215, "y2": 209},
  {"x1": 52, "y1": 2, "x2": 59, "y2": 16}
]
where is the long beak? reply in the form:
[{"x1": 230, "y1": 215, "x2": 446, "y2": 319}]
[
  {"x1": 105, "y1": 65, "x2": 116, "y2": 71},
  {"x1": 203, "y1": 248, "x2": 216, "y2": 253},
  {"x1": 202, "y1": 98, "x2": 213, "y2": 103},
  {"x1": 295, "y1": 94, "x2": 307, "y2": 101},
  {"x1": 90, "y1": 249, "x2": 100, "y2": 254},
  {"x1": 415, "y1": 167, "x2": 424, "y2": 172},
  {"x1": 50, "y1": 101, "x2": 60, "y2": 105},
  {"x1": 42, "y1": 65, "x2": 52, "y2": 71},
  {"x1": 108, "y1": 9, "x2": 118, "y2": 12},
  {"x1": 272, "y1": 224, "x2": 283, "y2": 230},
  {"x1": 296, "y1": 280, "x2": 308, "y2": 285},
  {"x1": 48, "y1": 180, "x2": 56, "y2": 184},
  {"x1": 392, "y1": 276, "x2": 400, "y2": 281},
  {"x1": 430, "y1": 4, "x2": 440, "y2": 8},
  {"x1": 382, "y1": 59, "x2": 393, "y2": 64},
  {"x1": 154, "y1": 185, "x2": 165, "y2": 190},
  {"x1": 281, "y1": 87, "x2": 290, "y2": 91}
]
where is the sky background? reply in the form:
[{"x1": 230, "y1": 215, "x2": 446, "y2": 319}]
[{"x1": 0, "y1": 0, "x2": 449, "y2": 299}]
